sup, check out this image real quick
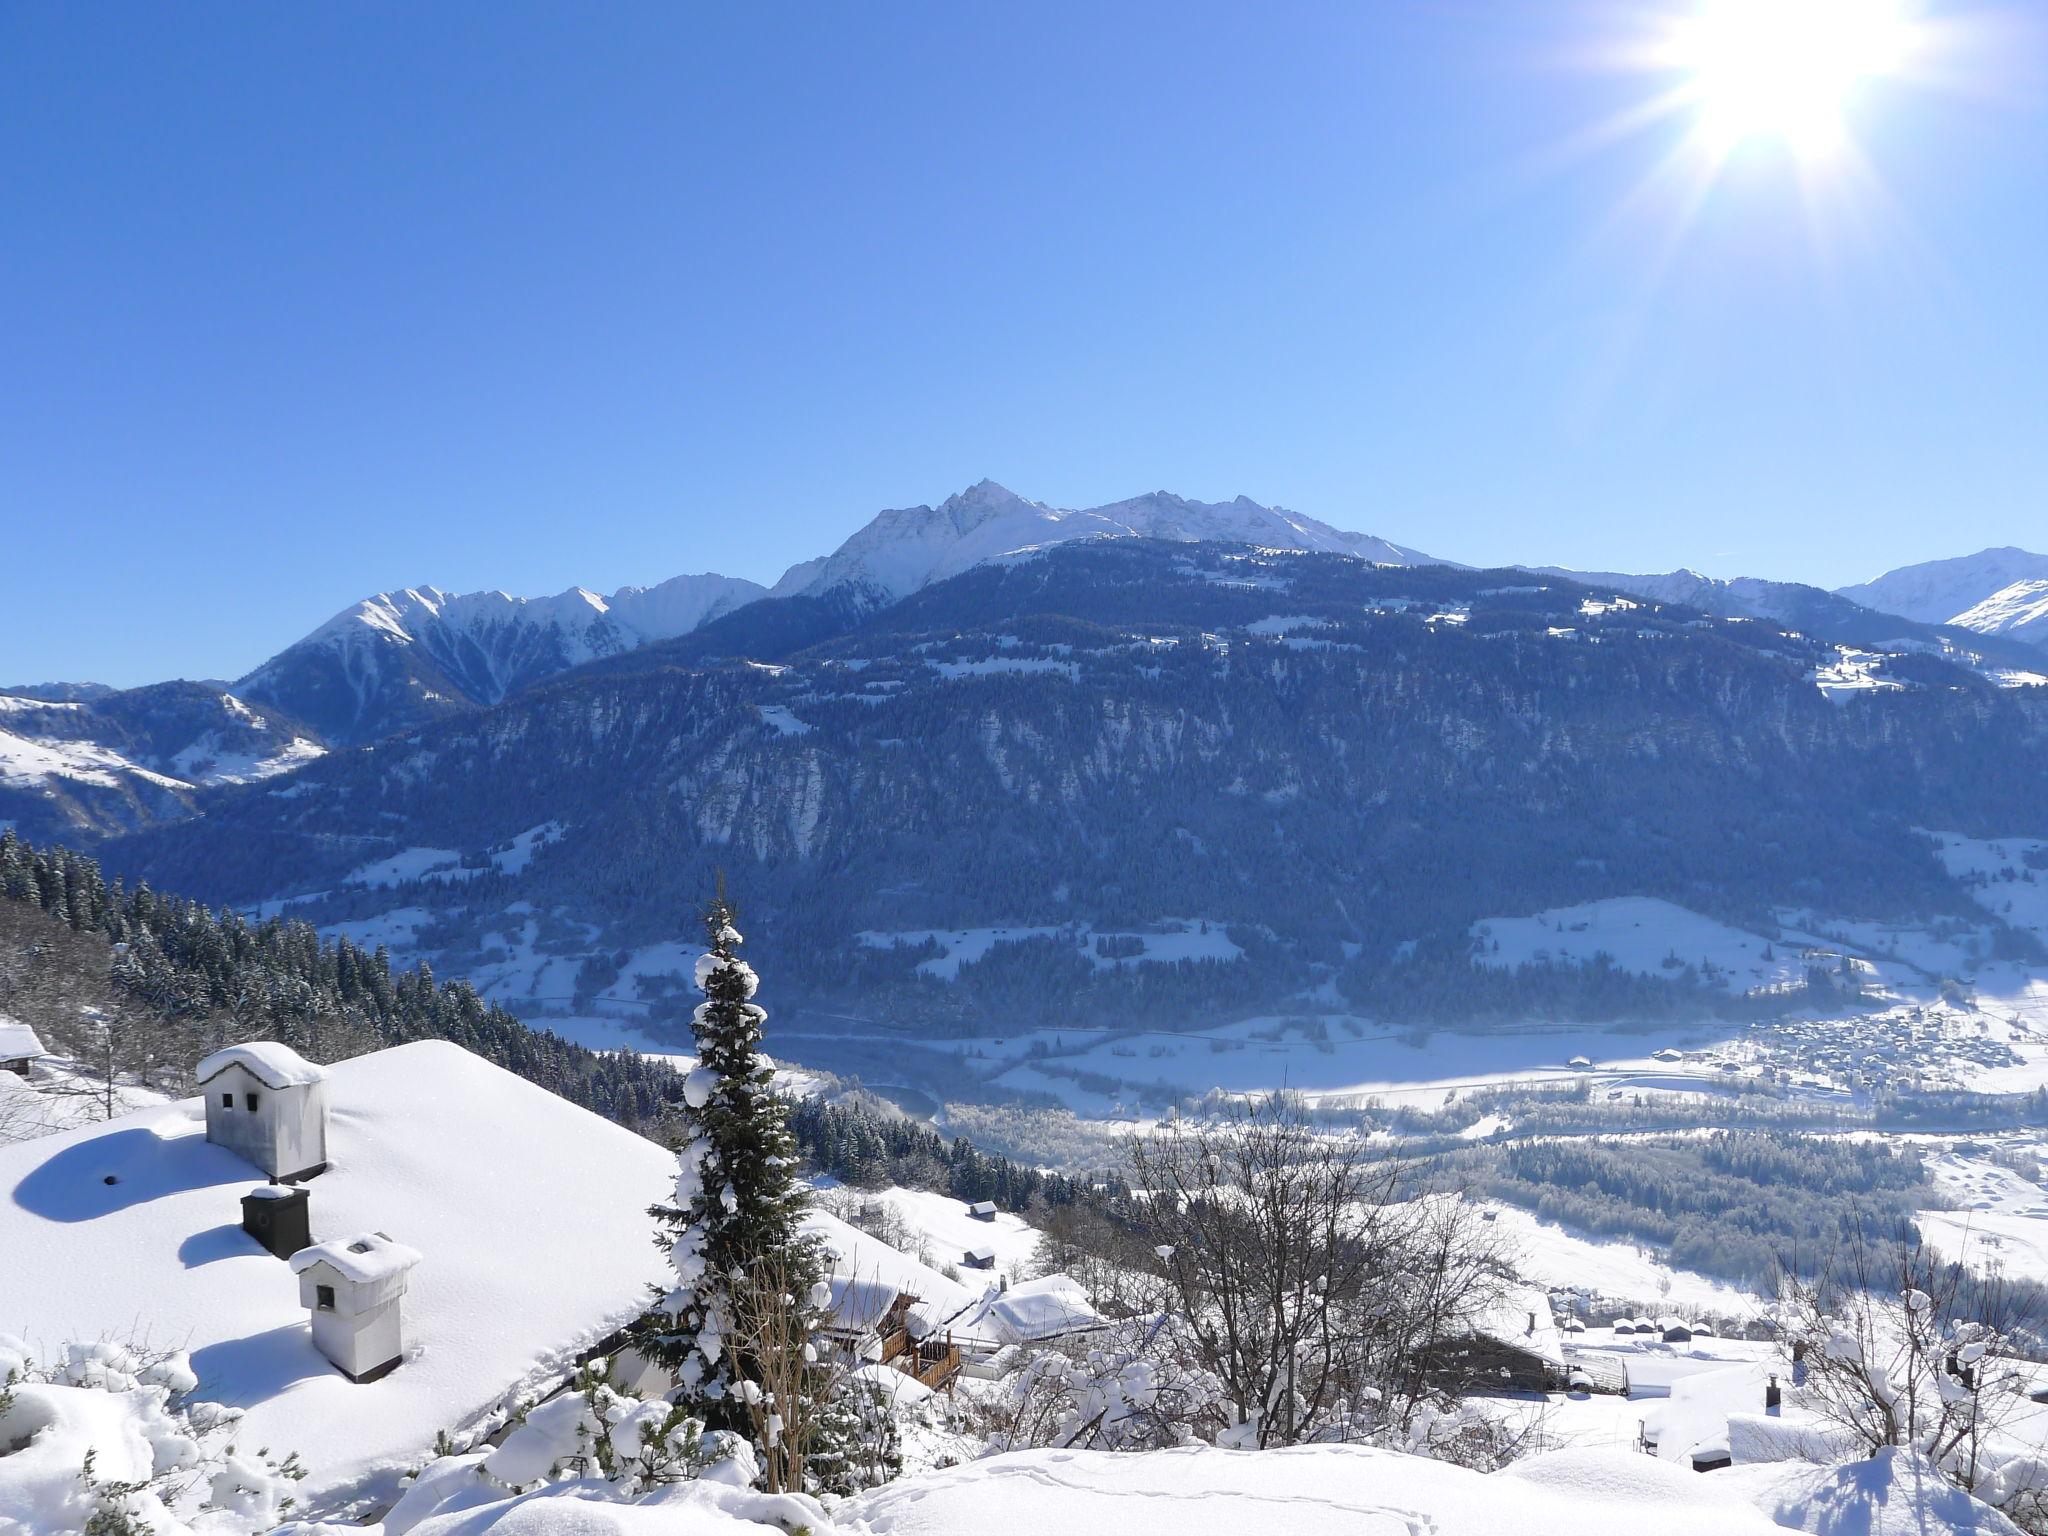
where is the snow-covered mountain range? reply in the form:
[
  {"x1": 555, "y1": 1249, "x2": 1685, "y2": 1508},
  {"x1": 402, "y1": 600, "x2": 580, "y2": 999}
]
[
  {"x1": 235, "y1": 574, "x2": 766, "y2": 745},
  {"x1": 222, "y1": 483, "x2": 1439, "y2": 744},
  {"x1": 10, "y1": 486, "x2": 2045, "y2": 844},
  {"x1": 769, "y1": 479, "x2": 1439, "y2": 605},
  {"x1": 1950, "y1": 578, "x2": 2048, "y2": 650},
  {"x1": 0, "y1": 684, "x2": 324, "y2": 840}
]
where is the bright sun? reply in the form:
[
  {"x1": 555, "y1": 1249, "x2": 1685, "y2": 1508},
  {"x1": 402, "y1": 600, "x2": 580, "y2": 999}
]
[{"x1": 1669, "y1": 0, "x2": 1915, "y2": 155}]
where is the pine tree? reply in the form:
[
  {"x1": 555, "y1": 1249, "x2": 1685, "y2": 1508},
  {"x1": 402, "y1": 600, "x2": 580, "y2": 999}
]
[{"x1": 644, "y1": 891, "x2": 824, "y2": 1472}]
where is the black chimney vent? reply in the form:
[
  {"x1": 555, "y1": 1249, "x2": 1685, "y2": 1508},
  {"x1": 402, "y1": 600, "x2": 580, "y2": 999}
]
[{"x1": 241, "y1": 1183, "x2": 311, "y2": 1259}]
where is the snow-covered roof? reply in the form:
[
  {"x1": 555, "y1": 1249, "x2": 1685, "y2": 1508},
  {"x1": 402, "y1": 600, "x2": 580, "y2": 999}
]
[
  {"x1": 193, "y1": 1040, "x2": 327, "y2": 1089},
  {"x1": 0, "y1": 1039, "x2": 674, "y2": 1514},
  {"x1": 291, "y1": 1230, "x2": 423, "y2": 1285},
  {"x1": 804, "y1": 1209, "x2": 979, "y2": 1325},
  {"x1": 0, "y1": 1016, "x2": 45, "y2": 1060},
  {"x1": 954, "y1": 1275, "x2": 1104, "y2": 1347},
  {"x1": 822, "y1": 1274, "x2": 905, "y2": 1335},
  {"x1": 1641, "y1": 1362, "x2": 1772, "y2": 1464},
  {"x1": 1464, "y1": 1285, "x2": 1565, "y2": 1368}
]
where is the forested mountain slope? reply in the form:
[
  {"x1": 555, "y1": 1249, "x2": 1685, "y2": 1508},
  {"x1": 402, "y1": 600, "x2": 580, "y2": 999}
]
[{"x1": 87, "y1": 540, "x2": 2048, "y2": 1037}]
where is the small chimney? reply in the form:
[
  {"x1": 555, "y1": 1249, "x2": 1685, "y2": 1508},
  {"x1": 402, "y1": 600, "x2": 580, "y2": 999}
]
[
  {"x1": 1766, "y1": 1372, "x2": 1781, "y2": 1412},
  {"x1": 241, "y1": 1183, "x2": 311, "y2": 1259}
]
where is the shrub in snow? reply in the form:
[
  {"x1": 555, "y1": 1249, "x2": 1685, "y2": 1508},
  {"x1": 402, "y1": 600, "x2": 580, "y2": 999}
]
[
  {"x1": 969, "y1": 1314, "x2": 1228, "y2": 1454},
  {"x1": 0, "y1": 1336, "x2": 304, "y2": 1536},
  {"x1": 480, "y1": 1361, "x2": 727, "y2": 1496},
  {"x1": 1121, "y1": 1095, "x2": 1513, "y2": 1454}
]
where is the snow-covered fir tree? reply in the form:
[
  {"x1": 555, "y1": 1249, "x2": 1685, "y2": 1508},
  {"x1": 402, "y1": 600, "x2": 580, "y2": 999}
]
[{"x1": 644, "y1": 890, "x2": 826, "y2": 1488}]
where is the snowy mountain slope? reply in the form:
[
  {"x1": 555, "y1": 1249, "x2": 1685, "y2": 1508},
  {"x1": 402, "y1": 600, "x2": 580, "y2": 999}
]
[
  {"x1": 0, "y1": 684, "x2": 322, "y2": 841},
  {"x1": 1836, "y1": 547, "x2": 2048, "y2": 627},
  {"x1": 237, "y1": 573, "x2": 766, "y2": 746},
  {"x1": 97, "y1": 541, "x2": 2048, "y2": 1039},
  {"x1": 1951, "y1": 579, "x2": 2048, "y2": 650},
  {"x1": 1523, "y1": 566, "x2": 2047, "y2": 673},
  {"x1": 769, "y1": 478, "x2": 1441, "y2": 605}
]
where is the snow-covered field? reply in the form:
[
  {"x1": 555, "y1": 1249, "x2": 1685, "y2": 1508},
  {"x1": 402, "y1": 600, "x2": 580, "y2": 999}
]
[
  {"x1": 1472, "y1": 897, "x2": 1807, "y2": 991},
  {"x1": 1478, "y1": 1203, "x2": 1762, "y2": 1319},
  {"x1": 1918, "y1": 1135, "x2": 2048, "y2": 1277}
]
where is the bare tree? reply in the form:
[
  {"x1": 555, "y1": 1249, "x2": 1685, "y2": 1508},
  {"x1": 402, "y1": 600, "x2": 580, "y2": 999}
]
[
  {"x1": 1123, "y1": 1095, "x2": 1503, "y2": 1449},
  {"x1": 719, "y1": 1248, "x2": 837, "y2": 1494}
]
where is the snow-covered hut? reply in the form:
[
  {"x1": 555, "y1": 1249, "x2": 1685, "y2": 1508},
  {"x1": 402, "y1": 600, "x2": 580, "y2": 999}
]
[
  {"x1": 292, "y1": 1231, "x2": 423, "y2": 1383},
  {"x1": 1427, "y1": 1286, "x2": 1566, "y2": 1393},
  {"x1": 196, "y1": 1041, "x2": 329, "y2": 1181},
  {"x1": 0, "y1": 1015, "x2": 46, "y2": 1077},
  {"x1": 1658, "y1": 1315, "x2": 1694, "y2": 1344},
  {"x1": 964, "y1": 1244, "x2": 997, "y2": 1271},
  {"x1": 966, "y1": 1199, "x2": 998, "y2": 1221}
]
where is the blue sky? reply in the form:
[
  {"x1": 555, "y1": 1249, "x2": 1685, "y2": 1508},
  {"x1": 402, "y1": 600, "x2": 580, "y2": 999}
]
[{"x1": 5, "y1": 2, "x2": 2044, "y2": 686}]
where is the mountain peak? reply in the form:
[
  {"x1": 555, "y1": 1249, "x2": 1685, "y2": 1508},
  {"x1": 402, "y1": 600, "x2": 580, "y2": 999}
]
[
  {"x1": 770, "y1": 484, "x2": 1441, "y2": 605},
  {"x1": 1837, "y1": 547, "x2": 2048, "y2": 628}
]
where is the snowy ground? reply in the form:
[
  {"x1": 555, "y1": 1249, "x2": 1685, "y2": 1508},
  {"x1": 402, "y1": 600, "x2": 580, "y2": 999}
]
[
  {"x1": 1917, "y1": 1133, "x2": 2048, "y2": 1277},
  {"x1": 1479, "y1": 1203, "x2": 1764, "y2": 1319},
  {"x1": 1472, "y1": 897, "x2": 1808, "y2": 992}
]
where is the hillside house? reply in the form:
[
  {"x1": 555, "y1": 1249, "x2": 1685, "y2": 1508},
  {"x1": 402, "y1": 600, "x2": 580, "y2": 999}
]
[
  {"x1": 0, "y1": 1016, "x2": 46, "y2": 1077},
  {"x1": 818, "y1": 1274, "x2": 961, "y2": 1390},
  {"x1": 1425, "y1": 1287, "x2": 1566, "y2": 1393}
]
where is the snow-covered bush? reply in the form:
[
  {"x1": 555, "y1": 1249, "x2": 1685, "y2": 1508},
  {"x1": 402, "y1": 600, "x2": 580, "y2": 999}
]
[
  {"x1": 475, "y1": 1359, "x2": 756, "y2": 1497},
  {"x1": 969, "y1": 1314, "x2": 1228, "y2": 1453},
  {"x1": 0, "y1": 1336, "x2": 303, "y2": 1536},
  {"x1": 1777, "y1": 1239, "x2": 2048, "y2": 1532}
]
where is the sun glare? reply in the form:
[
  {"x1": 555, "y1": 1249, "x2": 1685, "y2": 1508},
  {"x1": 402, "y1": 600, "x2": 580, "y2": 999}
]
[{"x1": 1669, "y1": 0, "x2": 1916, "y2": 155}]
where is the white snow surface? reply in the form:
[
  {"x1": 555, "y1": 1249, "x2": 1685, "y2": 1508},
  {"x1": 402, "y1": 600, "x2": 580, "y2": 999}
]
[
  {"x1": 290, "y1": 1231, "x2": 425, "y2": 1286},
  {"x1": 952, "y1": 1275, "x2": 1103, "y2": 1346},
  {"x1": 842, "y1": 1442, "x2": 1782, "y2": 1536},
  {"x1": 0, "y1": 727, "x2": 191, "y2": 792},
  {"x1": 769, "y1": 480, "x2": 1439, "y2": 604},
  {"x1": 0, "y1": 1040, "x2": 675, "y2": 1514}
]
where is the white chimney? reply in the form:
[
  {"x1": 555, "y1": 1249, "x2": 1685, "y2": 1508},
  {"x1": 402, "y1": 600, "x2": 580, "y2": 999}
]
[{"x1": 290, "y1": 1232, "x2": 421, "y2": 1383}]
